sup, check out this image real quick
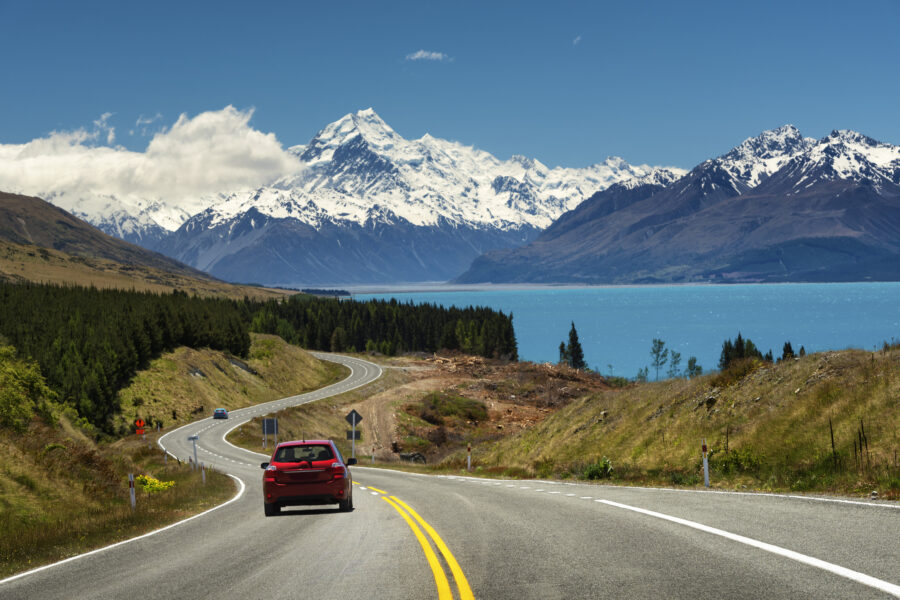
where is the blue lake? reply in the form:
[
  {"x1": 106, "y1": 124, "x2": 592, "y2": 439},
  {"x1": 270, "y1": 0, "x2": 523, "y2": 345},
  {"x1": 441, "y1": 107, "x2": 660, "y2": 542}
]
[{"x1": 355, "y1": 283, "x2": 900, "y2": 378}]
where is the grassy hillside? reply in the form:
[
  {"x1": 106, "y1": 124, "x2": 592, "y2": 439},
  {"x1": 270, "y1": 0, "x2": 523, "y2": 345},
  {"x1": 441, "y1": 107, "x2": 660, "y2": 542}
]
[
  {"x1": 0, "y1": 191, "x2": 292, "y2": 299},
  {"x1": 0, "y1": 191, "x2": 208, "y2": 278},
  {"x1": 473, "y1": 349, "x2": 900, "y2": 497},
  {"x1": 0, "y1": 240, "x2": 290, "y2": 300},
  {"x1": 115, "y1": 334, "x2": 346, "y2": 434},
  {"x1": 0, "y1": 346, "x2": 234, "y2": 577},
  {"x1": 228, "y1": 365, "x2": 407, "y2": 459}
]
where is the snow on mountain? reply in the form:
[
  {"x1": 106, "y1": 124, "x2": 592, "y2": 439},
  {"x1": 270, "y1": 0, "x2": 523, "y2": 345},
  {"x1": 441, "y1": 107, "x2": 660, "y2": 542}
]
[
  {"x1": 717, "y1": 124, "x2": 816, "y2": 188},
  {"x1": 761, "y1": 129, "x2": 900, "y2": 194},
  {"x1": 202, "y1": 108, "x2": 684, "y2": 233},
  {"x1": 456, "y1": 126, "x2": 900, "y2": 286}
]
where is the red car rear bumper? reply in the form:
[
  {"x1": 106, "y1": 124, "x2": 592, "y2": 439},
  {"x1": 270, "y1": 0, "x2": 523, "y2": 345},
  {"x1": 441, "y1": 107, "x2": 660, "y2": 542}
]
[{"x1": 263, "y1": 478, "x2": 351, "y2": 506}]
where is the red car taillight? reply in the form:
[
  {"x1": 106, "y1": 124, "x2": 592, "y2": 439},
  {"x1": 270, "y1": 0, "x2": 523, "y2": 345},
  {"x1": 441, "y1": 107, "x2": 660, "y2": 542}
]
[
  {"x1": 330, "y1": 463, "x2": 347, "y2": 480},
  {"x1": 263, "y1": 465, "x2": 277, "y2": 481}
]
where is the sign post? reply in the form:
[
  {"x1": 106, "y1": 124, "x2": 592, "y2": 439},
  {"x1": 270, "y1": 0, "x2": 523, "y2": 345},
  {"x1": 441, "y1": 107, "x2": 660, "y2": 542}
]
[
  {"x1": 702, "y1": 438, "x2": 709, "y2": 488},
  {"x1": 188, "y1": 434, "x2": 199, "y2": 471},
  {"x1": 263, "y1": 418, "x2": 278, "y2": 450},
  {"x1": 345, "y1": 410, "x2": 363, "y2": 460}
]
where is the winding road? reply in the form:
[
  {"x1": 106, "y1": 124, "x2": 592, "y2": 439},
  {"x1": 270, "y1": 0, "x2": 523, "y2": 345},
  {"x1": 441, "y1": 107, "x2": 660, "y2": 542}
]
[{"x1": 3, "y1": 353, "x2": 899, "y2": 599}]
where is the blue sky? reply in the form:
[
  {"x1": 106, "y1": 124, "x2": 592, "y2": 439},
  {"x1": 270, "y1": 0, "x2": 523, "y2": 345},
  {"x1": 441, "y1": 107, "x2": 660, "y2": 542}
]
[{"x1": 2, "y1": 0, "x2": 899, "y2": 169}]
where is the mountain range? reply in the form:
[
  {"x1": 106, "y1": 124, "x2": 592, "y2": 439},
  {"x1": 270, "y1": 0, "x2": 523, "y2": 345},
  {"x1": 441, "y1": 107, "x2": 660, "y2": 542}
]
[
  {"x1": 5, "y1": 112, "x2": 900, "y2": 286},
  {"x1": 157, "y1": 110, "x2": 681, "y2": 284},
  {"x1": 457, "y1": 126, "x2": 900, "y2": 284},
  {"x1": 4, "y1": 109, "x2": 681, "y2": 285}
]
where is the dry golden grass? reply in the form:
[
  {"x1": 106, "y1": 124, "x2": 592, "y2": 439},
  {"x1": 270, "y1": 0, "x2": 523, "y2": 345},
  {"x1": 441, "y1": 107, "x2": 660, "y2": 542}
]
[
  {"x1": 471, "y1": 349, "x2": 900, "y2": 496},
  {"x1": 114, "y1": 334, "x2": 345, "y2": 434},
  {"x1": 0, "y1": 240, "x2": 292, "y2": 300},
  {"x1": 228, "y1": 367, "x2": 409, "y2": 460},
  {"x1": 0, "y1": 335, "x2": 346, "y2": 576},
  {"x1": 0, "y1": 418, "x2": 234, "y2": 577}
]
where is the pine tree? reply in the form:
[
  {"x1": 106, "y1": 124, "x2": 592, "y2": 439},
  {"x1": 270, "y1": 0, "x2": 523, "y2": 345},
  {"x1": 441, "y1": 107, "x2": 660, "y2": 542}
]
[
  {"x1": 686, "y1": 356, "x2": 703, "y2": 378},
  {"x1": 782, "y1": 341, "x2": 795, "y2": 361},
  {"x1": 559, "y1": 341, "x2": 569, "y2": 365},
  {"x1": 567, "y1": 322, "x2": 586, "y2": 370}
]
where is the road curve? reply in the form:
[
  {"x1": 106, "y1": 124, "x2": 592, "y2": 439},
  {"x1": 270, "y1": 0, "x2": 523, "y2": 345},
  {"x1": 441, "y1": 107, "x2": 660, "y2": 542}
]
[{"x1": 3, "y1": 352, "x2": 899, "y2": 599}]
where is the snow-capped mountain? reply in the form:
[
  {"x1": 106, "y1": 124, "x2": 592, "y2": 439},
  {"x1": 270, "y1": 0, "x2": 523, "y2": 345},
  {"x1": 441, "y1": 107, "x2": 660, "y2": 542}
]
[
  {"x1": 153, "y1": 109, "x2": 682, "y2": 284},
  {"x1": 759, "y1": 129, "x2": 900, "y2": 195},
  {"x1": 458, "y1": 126, "x2": 900, "y2": 284},
  {"x1": 197, "y1": 108, "x2": 679, "y2": 233},
  {"x1": 717, "y1": 124, "x2": 816, "y2": 188}
]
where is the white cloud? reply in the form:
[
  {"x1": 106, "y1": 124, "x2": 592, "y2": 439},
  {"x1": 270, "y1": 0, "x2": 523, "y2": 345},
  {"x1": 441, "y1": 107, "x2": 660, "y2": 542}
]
[
  {"x1": 0, "y1": 106, "x2": 303, "y2": 229},
  {"x1": 134, "y1": 112, "x2": 163, "y2": 137},
  {"x1": 93, "y1": 112, "x2": 116, "y2": 144},
  {"x1": 572, "y1": 35, "x2": 582, "y2": 46},
  {"x1": 406, "y1": 49, "x2": 451, "y2": 62}
]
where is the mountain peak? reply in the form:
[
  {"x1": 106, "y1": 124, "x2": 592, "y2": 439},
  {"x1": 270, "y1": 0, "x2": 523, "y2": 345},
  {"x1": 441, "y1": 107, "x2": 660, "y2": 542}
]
[
  {"x1": 716, "y1": 125, "x2": 816, "y2": 188},
  {"x1": 300, "y1": 108, "x2": 400, "y2": 163},
  {"x1": 726, "y1": 124, "x2": 811, "y2": 161},
  {"x1": 824, "y1": 129, "x2": 880, "y2": 147}
]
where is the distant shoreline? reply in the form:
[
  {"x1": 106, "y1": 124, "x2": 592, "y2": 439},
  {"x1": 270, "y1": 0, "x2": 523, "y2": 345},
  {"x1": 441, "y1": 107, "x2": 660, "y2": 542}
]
[{"x1": 346, "y1": 280, "x2": 893, "y2": 296}]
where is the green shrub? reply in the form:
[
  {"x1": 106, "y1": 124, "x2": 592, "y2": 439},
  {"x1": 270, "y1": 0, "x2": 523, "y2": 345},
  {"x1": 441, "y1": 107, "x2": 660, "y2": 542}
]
[
  {"x1": 582, "y1": 457, "x2": 614, "y2": 480},
  {"x1": 419, "y1": 392, "x2": 487, "y2": 425},
  {"x1": 710, "y1": 357, "x2": 763, "y2": 388},
  {"x1": 0, "y1": 346, "x2": 56, "y2": 431},
  {"x1": 708, "y1": 446, "x2": 762, "y2": 475}
]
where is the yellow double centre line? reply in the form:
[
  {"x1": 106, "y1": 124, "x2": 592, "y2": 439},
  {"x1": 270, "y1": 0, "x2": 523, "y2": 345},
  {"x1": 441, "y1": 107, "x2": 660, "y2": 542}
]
[{"x1": 357, "y1": 483, "x2": 474, "y2": 599}]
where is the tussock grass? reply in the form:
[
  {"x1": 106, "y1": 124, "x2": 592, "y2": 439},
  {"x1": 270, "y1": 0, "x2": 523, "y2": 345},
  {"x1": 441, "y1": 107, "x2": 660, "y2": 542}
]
[
  {"x1": 114, "y1": 334, "x2": 345, "y2": 433},
  {"x1": 228, "y1": 367, "x2": 407, "y2": 460},
  {"x1": 0, "y1": 420, "x2": 233, "y2": 577},
  {"x1": 469, "y1": 349, "x2": 900, "y2": 497},
  {"x1": 0, "y1": 334, "x2": 343, "y2": 577}
]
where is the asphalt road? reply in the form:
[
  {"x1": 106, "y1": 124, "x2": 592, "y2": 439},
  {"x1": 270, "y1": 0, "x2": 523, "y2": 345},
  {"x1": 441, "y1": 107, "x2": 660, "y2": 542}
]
[{"x1": 3, "y1": 353, "x2": 899, "y2": 599}]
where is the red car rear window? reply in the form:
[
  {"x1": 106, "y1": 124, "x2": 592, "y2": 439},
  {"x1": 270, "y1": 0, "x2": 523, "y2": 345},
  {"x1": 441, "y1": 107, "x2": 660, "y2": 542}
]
[{"x1": 274, "y1": 445, "x2": 334, "y2": 463}]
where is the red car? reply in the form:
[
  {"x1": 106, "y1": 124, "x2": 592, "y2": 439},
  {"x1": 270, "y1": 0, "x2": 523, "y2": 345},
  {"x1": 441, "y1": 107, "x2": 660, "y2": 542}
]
[{"x1": 261, "y1": 440, "x2": 356, "y2": 516}]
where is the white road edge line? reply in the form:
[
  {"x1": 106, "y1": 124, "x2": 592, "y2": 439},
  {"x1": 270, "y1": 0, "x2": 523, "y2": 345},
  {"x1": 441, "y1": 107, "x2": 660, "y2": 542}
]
[
  {"x1": 433, "y1": 473, "x2": 899, "y2": 510},
  {"x1": 0, "y1": 475, "x2": 246, "y2": 587},
  {"x1": 1, "y1": 355, "x2": 382, "y2": 587},
  {"x1": 597, "y1": 499, "x2": 900, "y2": 598}
]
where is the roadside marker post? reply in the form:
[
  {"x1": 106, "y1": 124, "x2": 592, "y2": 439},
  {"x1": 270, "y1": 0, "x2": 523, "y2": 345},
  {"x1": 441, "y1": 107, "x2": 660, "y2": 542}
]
[
  {"x1": 128, "y1": 474, "x2": 136, "y2": 510},
  {"x1": 702, "y1": 439, "x2": 709, "y2": 488},
  {"x1": 188, "y1": 435, "x2": 199, "y2": 471},
  {"x1": 201, "y1": 462, "x2": 206, "y2": 485},
  {"x1": 263, "y1": 418, "x2": 278, "y2": 450},
  {"x1": 467, "y1": 443, "x2": 472, "y2": 472},
  {"x1": 345, "y1": 410, "x2": 363, "y2": 460}
]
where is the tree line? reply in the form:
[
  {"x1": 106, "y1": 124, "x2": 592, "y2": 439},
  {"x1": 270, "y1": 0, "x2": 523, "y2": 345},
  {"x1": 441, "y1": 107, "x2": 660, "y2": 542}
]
[
  {"x1": 0, "y1": 283, "x2": 250, "y2": 432},
  {"x1": 0, "y1": 283, "x2": 517, "y2": 433},
  {"x1": 248, "y1": 295, "x2": 517, "y2": 360}
]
